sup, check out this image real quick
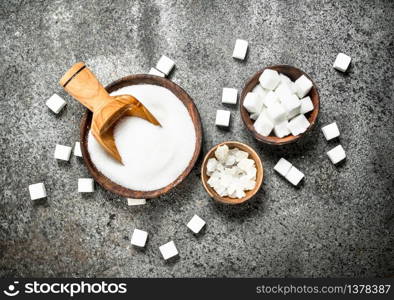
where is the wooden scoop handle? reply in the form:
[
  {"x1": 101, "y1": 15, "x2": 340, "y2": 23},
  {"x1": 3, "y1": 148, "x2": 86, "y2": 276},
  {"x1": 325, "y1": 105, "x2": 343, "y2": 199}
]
[{"x1": 59, "y1": 62, "x2": 112, "y2": 112}]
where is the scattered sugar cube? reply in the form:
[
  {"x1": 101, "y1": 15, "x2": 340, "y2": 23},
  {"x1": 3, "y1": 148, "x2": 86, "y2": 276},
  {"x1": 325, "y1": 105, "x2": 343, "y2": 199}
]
[
  {"x1": 252, "y1": 84, "x2": 269, "y2": 100},
  {"x1": 274, "y1": 158, "x2": 292, "y2": 177},
  {"x1": 28, "y1": 182, "x2": 47, "y2": 200},
  {"x1": 285, "y1": 166, "x2": 304, "y2": 186},
  {"x1": 74, "y1": 142, "x2": 82, "y2": 157},
  {"x1": 294, "y1": 75, "x2": 313, "y2": 98},
  {"x1": 259, "y1": 69, "x2": 280, "y2": 90},
  {"x1": 281, "y1": 94, "x2": 301, "y2": 119},
  {"x1": 159, "y1": 241, "x2": 178, "y2": 260},
  {"x1": 187, "y1": 215, "x2": 206, "y2": 234},
  {"x1": 148, "y1": 67, "x2": 165, "y2": 77},
  {"x1": 46, "y1": 94, "x2": 66, "y2": 114},
  {"x1": 266, "y1": 102, "x2": 287, "y2": 123},
  {"x1": 232, "y1": 39, "x2": 248, "y2": 60},
  {"x1": 127, "y1": 198, "x2": 146, "y2": 206},
  {"x1": 215, "y1": 110, "x2": 231, "y2": 127},
  {"x1": 155, "y1": 55, "x2": 175, "y2": 75},
  {"x1": 54, "y1": 144, "x2": 72, "y2": 161},
  {"x1": 222, "y1": 88, "x2": 238, "y2": 104},
  {"x1": 243, "y1": 92, "x2": 263, "y2": 114},
  {"x1": 215, "y1": 145, "x2": 229, "y2": 162},
  {"x1": 300, "y1": 96, "x2": 314, "y2": 114},
  {"x1": 327, "y1": 145, "x2": 346, "y2": 164},
  {"x1": 254, "y1": 113, "x2": 274, "y2": 136},
  {"x1": 333, "y1": 53, "x2": 351, "y2": 72},
  {"x1": 131, "y1": 229, "x2": 148, "y2": 247},
  {"x1": 274, "y1": 120, "x2": 291, "y2": 138},
  {"x1": 263, "y1": 91, "x2": 279, "y2": 108},
  {"x1": 321, "y1": 122, "x2": 340, "y2": 141},
  {"x1": 78, "y1": 178, "x2": 94, "y2": 193},
  {"x1": 287, "y1": 114, "x2": 310, "y2": 136}
]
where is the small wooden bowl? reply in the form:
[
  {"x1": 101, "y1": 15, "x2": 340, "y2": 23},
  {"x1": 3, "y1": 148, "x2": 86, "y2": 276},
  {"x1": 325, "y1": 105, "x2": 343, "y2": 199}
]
[
  {"x1": 201, "y1": 141, "x2": 264, "y2": 205},
  {"x1": 240, "y1": 65, "x2": 320, "y2": 145},
  {"x1": 80, "y1": 74, "x2": 202, "y2": 198}
]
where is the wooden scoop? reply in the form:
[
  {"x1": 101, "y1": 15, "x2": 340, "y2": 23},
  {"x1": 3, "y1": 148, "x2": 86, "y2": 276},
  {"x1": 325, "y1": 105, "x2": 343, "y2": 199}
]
[{"x1": 59, "y1": 62, "x2": 161, "y2": 163}]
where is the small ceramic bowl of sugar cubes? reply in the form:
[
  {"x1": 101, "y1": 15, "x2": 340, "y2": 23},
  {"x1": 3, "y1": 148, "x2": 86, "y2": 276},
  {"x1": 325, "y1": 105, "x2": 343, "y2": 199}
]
[
  {"x1": 240, "y1": 65, "x2": 320, "y2": 145},
  {"x1": 201, "y1": 141, "x2": 264, "y2": 204}
]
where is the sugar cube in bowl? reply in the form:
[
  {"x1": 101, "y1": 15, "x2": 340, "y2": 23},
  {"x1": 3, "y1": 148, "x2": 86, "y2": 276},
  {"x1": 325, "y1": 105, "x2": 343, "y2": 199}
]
[{"x1": 240, "y1": 65, "x2": 320, "y2": 145}]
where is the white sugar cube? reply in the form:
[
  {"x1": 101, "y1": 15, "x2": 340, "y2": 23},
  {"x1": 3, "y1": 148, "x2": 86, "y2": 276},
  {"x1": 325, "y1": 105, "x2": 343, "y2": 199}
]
[
  {"x1": 148, "y1": 67, "x2": 165, "y2": 77},
  {"x1": 252, "y1": 84, "x2": 269, "y2": 100},
  {"x1": 127, "y1": 198, "x2": 146, "y2": 206},
  {"x1": 238, "y1": 158, "x2": 255, "y2": 172},
  {"x1": 274, "y1": 158, "x2": 292, "y2": 177},
  {"x1": 131, "y1": 229, "x2": 148, "y2": 247},
  {"x1": 254, "y1": 113, "x2": 274, "y2": 136},
  {"x1": 232, "y1": 39, "x2": 248, "y2": 60},
  {"x1": 222, "y1": 88, "x2": 238, "y2": 104},
  {"x1": 73, "y1": 142, "x2": 82, "y2": 157},
  {"x1": 294, "y1": 75, "x2": 313, "y2": 98},
  {"x1": 206, "y1": 158, "x2": 218, "y2": 175},
  {"x1": 266, "y1": 102, "x2": 287, "y2": 123},
  {"x1": 276, "y1": 83, "x2": 294, "y2": 103},
  {"x1": 215, "y1": 110, "x2": 231, "y2": 127},
  {"x1": 333, "y1": 53, "x2": 351, "y2": 72},
  {"x1": 54, "y1": 144, "x2": 72, "y2": 161},
  {"x1": 28, "y1": 182, "x2": 47, "y2": 200},
  {"x1": 281, "y1": 94, "x2": 301, "y2": 119},
  {"x1": 327, "y1": 145, "x2": 346, "y2": 164},
  {"x1": 287, "y1": 114, "x2": 310, "y2": 136},
  {"x1": 46, "y1": 94, "x2": 66, "y2": 114},
  {"x1": 259, "y1": 69, "x2": 280, "y2": 90},
  {"x1": 279, "y1": 73, "x2": 292, "y2": 84},
  {"x1": 300, "y1": 96, "x2": 314, "y2": 114},
  {"x1": 156, "y1": 55, "x2": 175, "y2": 75},
  {"x1": 78, "y1": 178, "x2": 94, "y2": 193},
  {"x1": 263, "y1": 91, "x2": 279, "y2": 108},
  {"x1": 274, "y1": 120, "x2": 291, "y2": 138},
  {"x1": 279, "y1": 74, "x2": 297, "y2": 93},
  {"x1": 215, "y1": 144, "x2": 229, "y2": 162},
  {"x1": 187, "y1": 215, "x2": 206, "y2": 234},
  {"x1": 250, "y1": 112, "x2": 259, "y2": 120},
  {"x1": 321, "y1": 122, "x2": 340, "y2": 141},
  {"x1": 243, "y1": 92, "x2": 263, "y2": 114},
  {"x1": 285, "y1": 166, "x2": 304, "y2": 186},
  {"x1": 159, "y1": 241, "x2": 178, "y2": 260}
]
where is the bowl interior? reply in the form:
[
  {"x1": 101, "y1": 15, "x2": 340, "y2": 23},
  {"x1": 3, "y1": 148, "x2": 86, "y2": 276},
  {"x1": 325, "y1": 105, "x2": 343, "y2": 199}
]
[
  {"x1": 240, "y1": 65, "x2": 320, "y2": 145},
  {"x1": 80, "y1": 74, "x2": 202, "y2": 198},
  {"x1": 201, "y1": 141, "x2": 264, "y2": 205}
]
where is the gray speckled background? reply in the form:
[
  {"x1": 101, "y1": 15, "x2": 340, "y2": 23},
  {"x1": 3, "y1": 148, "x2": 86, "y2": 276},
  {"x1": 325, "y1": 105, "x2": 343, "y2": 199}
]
[{"x1": 0, "y1": 0, "x2": 393, "y2": 277}]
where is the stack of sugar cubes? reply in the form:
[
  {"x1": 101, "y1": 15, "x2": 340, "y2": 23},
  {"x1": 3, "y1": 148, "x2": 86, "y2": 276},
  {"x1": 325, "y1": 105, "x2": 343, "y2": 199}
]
[
  {"x1": 206, "y1": 145, "x2": 256, "y2": 199},
  {"x1": 243, "y1": 69, "x2": 314, "y2": 138}
]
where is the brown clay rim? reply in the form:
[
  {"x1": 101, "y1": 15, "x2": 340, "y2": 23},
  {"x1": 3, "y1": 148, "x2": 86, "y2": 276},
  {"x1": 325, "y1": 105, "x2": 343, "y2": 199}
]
[
  {"x1": 200, "y1": 141, "x2": 264, "y2": 205},
  {"x1": 239, "y1": 65, "x2": 320, "y2": 145},
  {"x1": 80, "y1": 74, "x2": 203, "y2": 198}
]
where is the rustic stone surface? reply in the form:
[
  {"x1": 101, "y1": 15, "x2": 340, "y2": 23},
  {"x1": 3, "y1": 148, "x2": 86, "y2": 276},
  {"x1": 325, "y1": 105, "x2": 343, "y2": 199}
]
[{"x1": 0, "y1": 0, "x2": 393, "y2": 277}]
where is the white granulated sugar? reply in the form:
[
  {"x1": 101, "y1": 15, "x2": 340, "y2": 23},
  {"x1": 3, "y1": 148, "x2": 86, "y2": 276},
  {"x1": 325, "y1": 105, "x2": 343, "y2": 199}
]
[{"x1": 87, "y1": 84, "x2": 196, "y2": 191}]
